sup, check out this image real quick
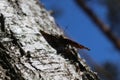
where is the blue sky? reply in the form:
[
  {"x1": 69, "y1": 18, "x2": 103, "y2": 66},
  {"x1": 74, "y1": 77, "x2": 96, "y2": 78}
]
[{"x1": 41, "y1": 0, "x2": 120, "y2": 66}]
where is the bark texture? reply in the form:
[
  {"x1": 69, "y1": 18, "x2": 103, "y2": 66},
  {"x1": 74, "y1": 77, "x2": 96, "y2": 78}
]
[{"x1": 0, "y1": 0, "x2": 100, "y2": 80}]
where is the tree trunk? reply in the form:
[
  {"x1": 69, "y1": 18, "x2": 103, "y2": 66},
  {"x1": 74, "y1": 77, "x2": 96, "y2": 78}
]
[{"x1": 0, "y1": 0, "x2": 100, "y2": 80}]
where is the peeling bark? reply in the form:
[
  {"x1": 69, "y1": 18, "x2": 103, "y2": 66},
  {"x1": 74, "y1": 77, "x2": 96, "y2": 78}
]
[{"x1": 0, "y1": 0, "x2": 100, "y2": 80}]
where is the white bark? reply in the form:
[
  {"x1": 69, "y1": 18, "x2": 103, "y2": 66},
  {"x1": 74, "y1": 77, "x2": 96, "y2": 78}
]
[{"x1": 0, "y1": 0, "x2": 100, "y2": 80}]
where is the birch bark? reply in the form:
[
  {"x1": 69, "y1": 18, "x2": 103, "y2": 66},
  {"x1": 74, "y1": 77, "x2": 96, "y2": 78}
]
[{"x1": 0, "y1": 0, "x2": 100, "y2": 80}]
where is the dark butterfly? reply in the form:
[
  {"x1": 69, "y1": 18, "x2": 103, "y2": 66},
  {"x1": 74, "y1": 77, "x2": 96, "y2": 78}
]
[{"x1": 40, "y1": 30, "x2": 90, "y2": 51}]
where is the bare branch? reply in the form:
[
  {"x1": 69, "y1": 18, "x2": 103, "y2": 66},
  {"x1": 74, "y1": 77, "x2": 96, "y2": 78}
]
[{"x1": 75, "y1": 0, "x2": 120, "y2": 50}]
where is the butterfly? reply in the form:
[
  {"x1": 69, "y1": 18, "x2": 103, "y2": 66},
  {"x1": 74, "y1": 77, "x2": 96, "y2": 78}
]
[{"x1": 40, "y1": 30, "x2": 90, "y2": 51}]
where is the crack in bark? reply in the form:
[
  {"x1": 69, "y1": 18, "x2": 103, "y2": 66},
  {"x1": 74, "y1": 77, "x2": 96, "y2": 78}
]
[
  {"x1": 7, "y1": 0, "x2": 26, "y2": 16},
  {"x1": 0, "y1": 49, "x2": 25, "y2": 80},
  {"x1": 9, "y1": 30, "x2": 26, "y2": 56},
  {"x1": 0, "y1": 13, "x2": 5, "y2": 32}
]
